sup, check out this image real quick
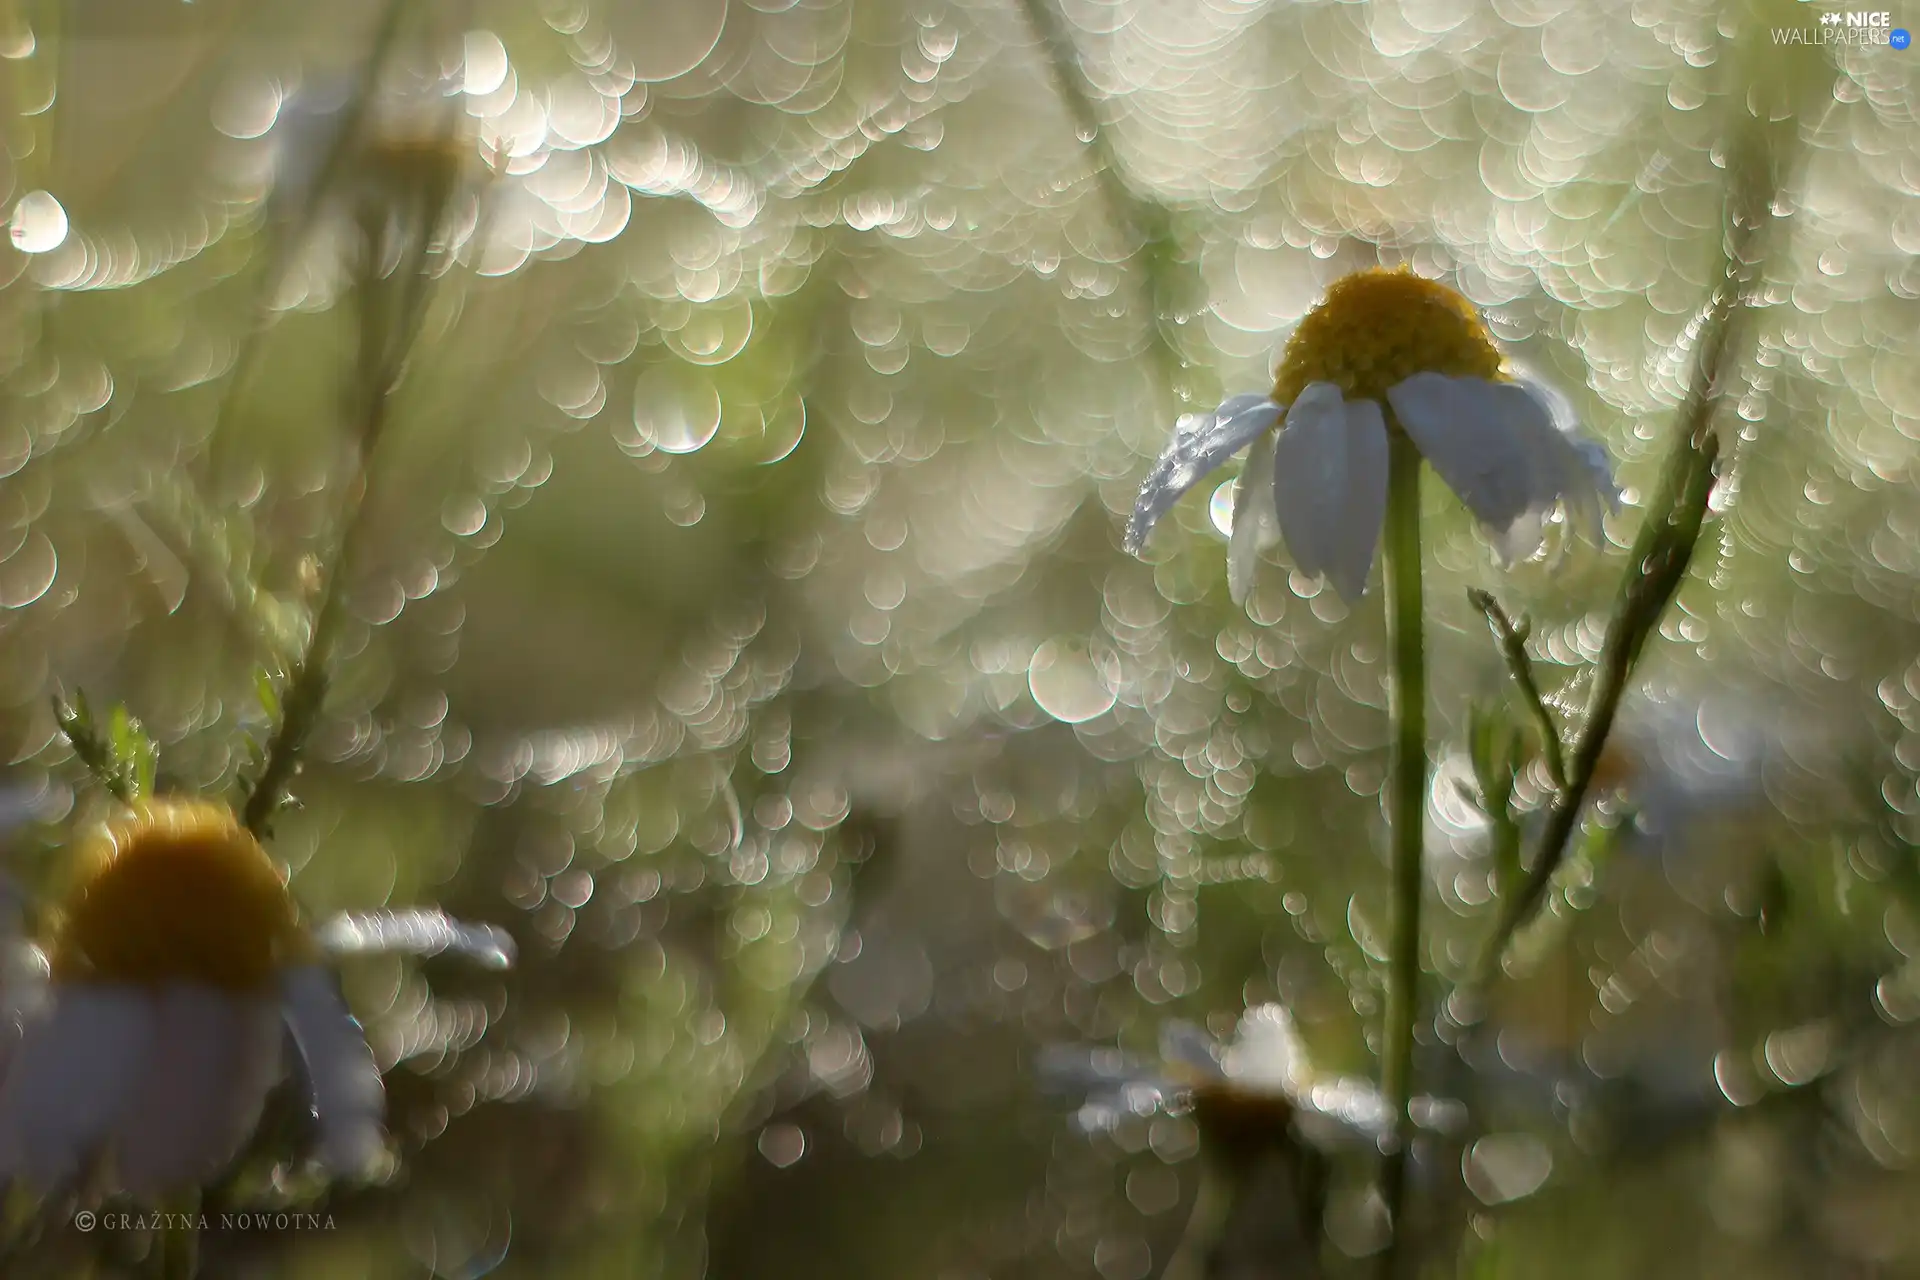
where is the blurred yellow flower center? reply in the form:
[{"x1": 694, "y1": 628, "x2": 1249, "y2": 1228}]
[
  {"x1": 1190, "y1": 1083, "x2": 1298, "y2": 1174},
  {"x1": 48, "y1": 802, "x2": 308, "y2": 993},
  {"x1": 1272, "y1": 268, "x2": 1504, "y2": 407}
]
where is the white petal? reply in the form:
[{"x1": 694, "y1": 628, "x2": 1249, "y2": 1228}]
[
  {"x1": 1490, "y1": 510, "x2": 1548, "y2": 566},
  {"x1": 1484, "y1": 383, "x2": 1570, "y2": 561},
  {"x1": 1226, "y1": 433, "x2": 1278, "y2": 604},
  {"x1": 1393, "y1": 374, "x2": 1619, "y2": 561},
  {"x1": 281, "y1": 965, "x2": 385, "y2": 1177},
  {"x1": 1510, "y1": 370, "x2": 1578, "y2": 432},
  {"x1": 0, "y1": 873, "x2": 49, "y2": 1036},
  {"x1": 1271, "y1": 382, "x2": 1350, "y2": 584},
  {"x1": 1326, "y1": 399, "x2": 1389, "y2": 602},
  {"x1": 1388, "y1": 374, "x2": 1535, "y2": 531},
  {"x1": 1158, "y1": 1022, "x2": 1224, "y2": 1081},
  {"x1": 1498, "y1": 382, "x2": 1618, "y2": 554},
  {"x1": 1572, "y1": 436, "x2": 1621, "y2": 511},
  {"x1": 1216, "y1": 392, "x2": 1281, "y2": 426},
  {"x1": 0, "y1": 986, "x2": 155, "y2": 1188},
  {"x1": 1222, "y1": 1004, "x2": 1305, "y2": 1091},
  {"x1": 1561, "y1": 488, "x2": 1604, "y2": 548},
  {"x1": 317, "y1": 910, "x2": 515, "y2": 969},
  {"x1": 1301, "y1": 1076, "x2": 1396, "y2": 1145},
  {"x1": 109, "y1": 984, "x2": 282, "y2": 1197},
  {"x1": 1126, "y1": 395, "x2": 1284, "y2": 553}
]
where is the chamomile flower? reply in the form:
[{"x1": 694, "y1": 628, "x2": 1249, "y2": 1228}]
[
  {"x1": 1043, "y1": 1004, "x2": 1445, "y2": 1154},
  {"x1": 267, "y1": 76, "x2": 478, "y2": 225},
  {"x1": 1126, "y1": 268, "x2": 1619, "y2": 603},
  {"x1": 0, "y1": 801, "x2": 384, "y2": 1197}
]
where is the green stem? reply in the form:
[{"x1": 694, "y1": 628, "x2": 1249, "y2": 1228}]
[
  {"x1": 239, "y1": 255, "x2": 406, "y2": 838},
  {"x1": 1377, "y1": 431, "x2": 1426, "y2": 1278},
  {"x1": 203, "y1": 0, "x2": 411, "y2": 495},
  {"x1": 239, "y1": 501, "x2": 365, "y2": 838},
  {"x1": 1013, "y1": 0, "x2": 1189, "y2": 398},
  {"x1": 1468, "y1": 589, "x2": 1567, "y2": 793},
  {"x1": 1472, "y1": 91, "x2": 1802, "y2": 985},
  {"x1": 157, "y1": 1189, "x2": 201, "y2": 1280},
  {"x1": 240, "y1": 101, "x2": 462, "y2": 839}
]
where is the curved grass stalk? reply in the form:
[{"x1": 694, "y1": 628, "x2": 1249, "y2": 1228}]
[
  {"x1": 1472, "y1": 103, "x2": 1791, "y2": 985},
  {"x1": 1014, "y1": 0, "x2": 1194, "y2": 399},
  {"x1": 1376, "y1": 431, "x2": 1427, "y2": 1278}
]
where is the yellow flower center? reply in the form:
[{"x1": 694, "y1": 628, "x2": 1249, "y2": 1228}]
[
  {"x1": 1190, "y1": 1082, "x2": 1298, "y2": 1173},
  {"x1": 48, "y1": 802, "x2": 311, "y2": 993},
  {"x1": 1272, "y1": 268, "x2": 1504, "y2": 407}
]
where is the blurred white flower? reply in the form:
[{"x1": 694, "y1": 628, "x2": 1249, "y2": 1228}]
[
  {"x1": 268, "y1": 74, "x2": 476, "y2": 217},
  {"x1": 1583, "y1": 693, "x2": 1832, "y2": 858},
  {"x1": 255, "y1": 73, "x2": 486, "y2": 294},
  {"x1": 0, "y1": 801, "x2": 508, "y2": 1198},
  {"x1": 1127, "y1": 268, "x2": 1618, "y2": 604},
  {"x1": 1041, "y1": 1003, "x2": 1443, "y2": 1152}
]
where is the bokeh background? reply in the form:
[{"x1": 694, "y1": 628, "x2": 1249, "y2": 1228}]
[{"x1": 3, "y1": 0, "x2": 1919, "y2": 1275}]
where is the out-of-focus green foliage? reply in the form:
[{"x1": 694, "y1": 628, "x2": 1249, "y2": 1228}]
[{"x1": 2, "y1": 0, "x2": 1919, "y2": 1275}]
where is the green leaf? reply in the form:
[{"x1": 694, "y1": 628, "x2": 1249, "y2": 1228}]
[
  {"x1": 1466, "y1": 704, "x2": 1521, "y2": 814},
  {"x1": 1467, "y1": 702, "x2": 1526, "y2": 898},
  {"x1": 255, "y1": 667, "x2": 283, "y2": 722},
  {"x1": 107, "y1": 704, "x2": 159, "y2": 802},
  {"x1": 55, "y1": 691, "x2": 119, "y2": 800},
  {"x1": 54, "y1": 691, "x2": 160, "y2": 806},
  {"x1": 1458, "y1": 1228, "x2": 1513, "y2": 1280}
]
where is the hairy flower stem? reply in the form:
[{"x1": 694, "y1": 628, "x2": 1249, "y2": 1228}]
[
  {"x1": 242, "y1": 220, "x2": 433, "y2": 838},
  {"x1": 237, "y1": 79, "x2": 464, "y2": 838},
  {"x1": 239, "y1": 440, "x2": 382, "y2": 839},
  {"x1": 1377, "y1": 431, "x2": 1427, "y2": 1278}
]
